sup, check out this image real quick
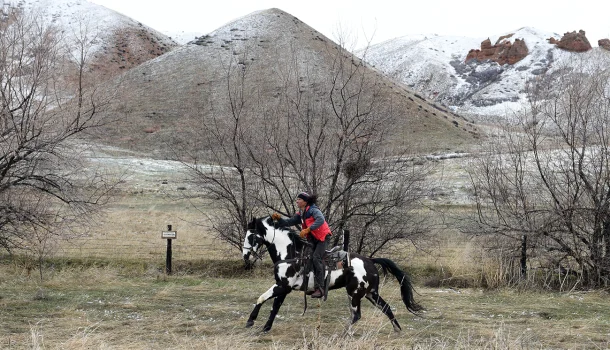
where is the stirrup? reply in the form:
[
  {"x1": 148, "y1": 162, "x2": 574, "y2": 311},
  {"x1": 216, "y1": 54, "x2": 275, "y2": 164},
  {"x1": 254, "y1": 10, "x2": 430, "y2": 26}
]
[{"x1": 325, "y1": 246, "x2": 342, "y2": 254}]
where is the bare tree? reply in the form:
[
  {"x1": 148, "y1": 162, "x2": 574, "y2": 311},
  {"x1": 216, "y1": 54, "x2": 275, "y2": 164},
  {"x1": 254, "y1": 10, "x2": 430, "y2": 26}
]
[
  {"x1": 0, "y1": 10, "x2": 116, "y2": 256},
  {"x1": 466, "y1": 52, "x2": 610, "y2": 288},
  {"x1": 254, "y1": 43, "x2": 434, "y2": 255},
  {"x1": 183, "y1": 39, "x2": 435, "y2": 256},
  {"x1": 180, "y1": 48, "x2": 263, "y2": 250}
]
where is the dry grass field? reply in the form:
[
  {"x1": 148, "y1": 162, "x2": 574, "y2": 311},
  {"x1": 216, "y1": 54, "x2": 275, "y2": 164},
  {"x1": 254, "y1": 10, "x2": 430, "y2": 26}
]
[
  {"x1": 2, "y1": 256, "x2": 610, "y2": 349},
  {"x1": 2, "y1": 151, "x2": 610, "y2": 349}
]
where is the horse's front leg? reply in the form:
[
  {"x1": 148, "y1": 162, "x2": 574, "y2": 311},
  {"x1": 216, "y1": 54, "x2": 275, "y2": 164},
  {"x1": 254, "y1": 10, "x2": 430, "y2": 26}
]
[
  {"x1": 245, "y1": 283, "x2": 291, "y2": 332},
  {"x1": 263, "y1": 292, "x2": 289, "y2": 332},
  {"x1": 246, "y1": 283, "x2": 278, "y2": 328}
]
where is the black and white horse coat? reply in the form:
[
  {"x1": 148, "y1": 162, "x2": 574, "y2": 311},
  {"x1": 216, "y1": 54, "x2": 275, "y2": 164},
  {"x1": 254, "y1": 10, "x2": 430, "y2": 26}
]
[{"x1": 242, "y1": 216, "x2": 423, "y2": 332}]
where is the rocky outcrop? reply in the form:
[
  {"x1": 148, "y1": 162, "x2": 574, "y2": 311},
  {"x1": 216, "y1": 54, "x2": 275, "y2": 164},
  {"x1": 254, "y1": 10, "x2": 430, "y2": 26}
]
[
  {"x1": 548, "y1": 30, "x2": 592, "y2": 52},
  {"x1": 88, "y1": 27, "x2": 176, "y2": 79},
  {"x1": 465, "y1": 36, "x2": 528, "y2": 65},
  {"x1": 599, "y1": 39, "x2": 610, "y2": 51}
]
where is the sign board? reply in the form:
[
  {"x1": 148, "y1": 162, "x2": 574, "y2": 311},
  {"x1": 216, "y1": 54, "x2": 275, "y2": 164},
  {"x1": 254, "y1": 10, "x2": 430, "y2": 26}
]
[{"x1": 162, "y1": 231, "x2": 177, "y2": 239}]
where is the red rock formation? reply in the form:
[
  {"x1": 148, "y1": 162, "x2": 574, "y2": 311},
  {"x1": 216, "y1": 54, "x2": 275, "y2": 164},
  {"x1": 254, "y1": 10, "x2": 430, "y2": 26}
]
[
  {"x1": 599, "y1": 39, "x2": 610, "y2": 51},
  {"x1": 465, "y1": 36, "x2": 528, "y2": 65},
  {"x1": 495, "y1": 34, "x2": 514, "y2": 44},
  {"x1": 547, "y1": 30, "x2": 592, "y2": 52}
]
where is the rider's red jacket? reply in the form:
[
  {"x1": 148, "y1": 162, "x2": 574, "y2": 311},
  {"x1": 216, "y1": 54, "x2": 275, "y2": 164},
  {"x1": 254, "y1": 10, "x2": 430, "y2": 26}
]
[
  {"x1": 278, "y1": 204, "x2": 331, "y2": 241},
  {"x1": 301, "y1": 205, "x2": 331, "y2": 241}
]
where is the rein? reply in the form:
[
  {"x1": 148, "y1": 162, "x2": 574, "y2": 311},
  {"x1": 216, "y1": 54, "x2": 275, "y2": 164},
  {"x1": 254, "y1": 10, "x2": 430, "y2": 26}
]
[
  {"x1": 247, "y1": 217, "x2": 310, "y2": 267},
  {"x1": 243, "y1": 244, "x2": 267, "y2": 265},
  {"x1": 244, "y1": 218, "x2": 279, "y2": 267},
  {"x1": 271, "y1": 219, "x2": 278, "y2": 245}
]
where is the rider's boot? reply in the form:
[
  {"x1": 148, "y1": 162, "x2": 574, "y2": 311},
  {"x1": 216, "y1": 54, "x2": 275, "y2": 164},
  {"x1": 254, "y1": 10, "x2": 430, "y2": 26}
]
[{"x1": 311, "y1": 287, "x2": 324, "y2": 298}]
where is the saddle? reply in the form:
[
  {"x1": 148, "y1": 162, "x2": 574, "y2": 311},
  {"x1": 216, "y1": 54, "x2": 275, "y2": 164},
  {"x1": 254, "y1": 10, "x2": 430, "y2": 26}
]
[
  {"x1": 296, "y1": 243, "x2": 350, "y2": 311},
  {"x1": 297, "y1": 243, "x2": 348, "y2": 272},
  {"x1": 323, "y1": 245, "x2": 349, "y2": 271}
]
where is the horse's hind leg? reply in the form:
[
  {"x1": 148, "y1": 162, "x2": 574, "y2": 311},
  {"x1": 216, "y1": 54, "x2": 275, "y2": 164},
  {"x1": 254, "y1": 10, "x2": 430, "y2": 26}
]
[
  {"x1": 341, "y1": 295, "x2": 361, "y2": 337},
  {"x1": 366, "y1": 292, "x2": 401, "y2": 332},
  {"x1": 349, "y1": 294, "x2": 363, "y2": 325}
]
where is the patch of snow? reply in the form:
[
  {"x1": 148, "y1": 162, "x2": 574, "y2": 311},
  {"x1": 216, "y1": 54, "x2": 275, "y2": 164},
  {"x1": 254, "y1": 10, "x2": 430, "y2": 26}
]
[
  {"x1": 207, "y1": 9, "x2": 271, "y2": 38},
  {"x1": 19, "y1": 0, "x2": 130, "y2": 32},
  {"x1": 163, "y1": 30, "x2": 204, "y2": 45},
  {"x1": 358, "y1": 26, "x2": 607, "y2": 123},
  {"x1": 14, "y1": 0, "x2": 175, "y2": 55}
]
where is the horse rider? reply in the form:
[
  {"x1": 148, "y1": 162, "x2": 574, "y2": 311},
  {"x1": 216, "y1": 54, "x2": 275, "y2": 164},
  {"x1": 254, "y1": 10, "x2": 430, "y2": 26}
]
[{"x1": 272, "y1": 192, "x2": 331, "y2": 298}]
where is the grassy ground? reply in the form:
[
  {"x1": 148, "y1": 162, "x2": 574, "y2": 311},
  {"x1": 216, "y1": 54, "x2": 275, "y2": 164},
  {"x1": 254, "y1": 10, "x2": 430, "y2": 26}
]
[
  {"x1": 1, "y1": 258, "x2": 609, "y2": 349},
  {"x1": 4, "y1": 154, "x2": 610, "y2": 349}
]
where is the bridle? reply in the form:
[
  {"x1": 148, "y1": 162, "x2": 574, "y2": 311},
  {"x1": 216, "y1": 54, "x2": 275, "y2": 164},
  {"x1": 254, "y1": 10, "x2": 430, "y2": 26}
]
[
  {"x1": 244, "y1": 217, "x2": 300, "y2": 265},
  {"x1": 243, "y1": 223, "x2": 274, "y2": 266},
  {"x1": 243, "y1": 239, "x2": 267, "y2": 266}
]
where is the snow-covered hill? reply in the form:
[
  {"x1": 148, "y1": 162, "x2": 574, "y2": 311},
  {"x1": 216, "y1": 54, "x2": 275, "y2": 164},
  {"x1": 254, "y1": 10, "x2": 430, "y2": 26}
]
[
  {"x1": 8, "y1": 0, "x2": 178, "y2": 76},
  {"x1": 16, "y1": 0, "x2": 137, "y2": 30},
  {"x1": 163, "y1": 30, "x2": 203, "y2": 45},
  {"x1": 359, "y1": 27, "x2": 607, "y2": 123},
  {"x1": 89, "y1": 8, "x2": 479, "y2": 158}
]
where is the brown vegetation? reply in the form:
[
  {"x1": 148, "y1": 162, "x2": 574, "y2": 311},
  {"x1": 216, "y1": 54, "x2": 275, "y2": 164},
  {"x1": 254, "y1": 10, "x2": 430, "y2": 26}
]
[
  {"x1": 89, "y1": 26, "x2": 177, "y2": 79},
  {"x1": 0, "y1": 11, "x2": 117, "y2": 261},
  {"x1": 4, "y1": 5, "x2": 610, "y2": 349},
  {"x1": 1, "y1": 228, "x2": 609, "y2": 349},
  {"x1": 466, "y1": 53, "x2": 610, "y2": 288}
]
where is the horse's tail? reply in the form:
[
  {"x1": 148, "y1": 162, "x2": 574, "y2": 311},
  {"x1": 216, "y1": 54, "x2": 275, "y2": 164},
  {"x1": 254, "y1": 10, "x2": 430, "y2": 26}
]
[{"x1": 372, "y1": 258, "x2": 424, "y2": 315}]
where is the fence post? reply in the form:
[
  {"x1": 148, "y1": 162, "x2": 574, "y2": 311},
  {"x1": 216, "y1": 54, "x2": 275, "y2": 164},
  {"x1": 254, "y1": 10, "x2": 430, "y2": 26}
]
[{"x1": 166, "y1": 225, "x2": 172, "y2": 275}]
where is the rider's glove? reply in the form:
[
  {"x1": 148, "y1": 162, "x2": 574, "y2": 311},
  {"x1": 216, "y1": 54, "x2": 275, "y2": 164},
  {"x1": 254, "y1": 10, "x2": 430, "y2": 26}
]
[
  {"x1": 271, "y1": 212, "x2": 281, "y2": 221},
  {"x1": 299, "y1": 227, "x2": 310, "y2": 238}
]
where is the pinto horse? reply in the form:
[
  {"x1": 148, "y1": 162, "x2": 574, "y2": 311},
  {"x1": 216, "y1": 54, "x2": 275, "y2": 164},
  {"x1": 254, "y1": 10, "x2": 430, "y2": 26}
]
[{"x1": 242, "y1": 216, "x2": 423, "y2": 332}]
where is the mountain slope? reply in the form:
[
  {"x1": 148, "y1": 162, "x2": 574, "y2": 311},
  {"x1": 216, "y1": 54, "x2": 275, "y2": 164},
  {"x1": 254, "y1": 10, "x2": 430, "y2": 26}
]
[
  {"x1": 14, "y1": 0, "x2": 178, "y2": 77},
  {"x1": 94, "y1": 8, "x2": 480, "y2": 158},
  {"x1": 360, "y1": 27, "x2": 607, "y2": 122}
]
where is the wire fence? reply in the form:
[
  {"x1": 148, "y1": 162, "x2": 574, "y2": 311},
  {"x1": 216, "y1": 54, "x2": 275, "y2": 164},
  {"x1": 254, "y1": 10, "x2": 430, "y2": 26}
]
[{"x1": 29, "y1": 237, "x2": 233, "y2": 263}]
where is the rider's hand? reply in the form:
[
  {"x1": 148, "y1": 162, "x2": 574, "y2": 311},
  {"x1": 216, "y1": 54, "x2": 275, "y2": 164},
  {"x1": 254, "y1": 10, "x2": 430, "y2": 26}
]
[
  {"x1": 299, "y1": 227, "x2": 310, "y2": 238},
  {"x1": 271, "y1": 212, "x2": 281, "y2": 221}
]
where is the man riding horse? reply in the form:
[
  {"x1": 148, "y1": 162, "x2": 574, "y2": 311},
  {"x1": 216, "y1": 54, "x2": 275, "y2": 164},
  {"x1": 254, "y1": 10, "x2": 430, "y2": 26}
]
[
  {"x1": 272, "y1": 192, "x2": 330, "y2": 299},
  {"x1": 243, "y1": 215, "x2": 424, "y2": 332}
]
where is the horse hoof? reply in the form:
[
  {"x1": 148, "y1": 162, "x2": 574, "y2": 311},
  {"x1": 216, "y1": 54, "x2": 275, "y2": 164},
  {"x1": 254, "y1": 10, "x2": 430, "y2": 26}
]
[
  {"x1": 262, "y1": 325, "x2": 272, "y2": 333},
  {"x1": 246, "y1": 320, "x2": 254, "y2": 328}
]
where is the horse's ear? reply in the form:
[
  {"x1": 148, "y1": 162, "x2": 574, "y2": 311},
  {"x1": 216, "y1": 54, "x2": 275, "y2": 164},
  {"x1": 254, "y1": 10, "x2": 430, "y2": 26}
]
[{"x1": 247, "y1": 216, "x2": 256, "y2": 229}]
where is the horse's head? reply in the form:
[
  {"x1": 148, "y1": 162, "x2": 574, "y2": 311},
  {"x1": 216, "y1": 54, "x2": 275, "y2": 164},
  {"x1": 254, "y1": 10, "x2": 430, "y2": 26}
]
[
  {"x1": 242, "y1": 215, "x2": 303, "y2": 267},
  {"x1": 243, "y1": 228, "x2": 264, "y2": 269}
]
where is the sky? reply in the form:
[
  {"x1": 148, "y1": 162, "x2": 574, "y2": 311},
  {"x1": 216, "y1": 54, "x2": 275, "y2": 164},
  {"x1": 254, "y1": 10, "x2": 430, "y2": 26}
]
[{"x1": 88, "y1": 0, "x2": 610, "y2": 48}]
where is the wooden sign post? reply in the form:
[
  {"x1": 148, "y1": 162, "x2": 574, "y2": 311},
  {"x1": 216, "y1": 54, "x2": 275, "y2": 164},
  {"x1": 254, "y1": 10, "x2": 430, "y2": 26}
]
[{"x1": 162, "y1": 224, "x2": 177, "y2": 275}]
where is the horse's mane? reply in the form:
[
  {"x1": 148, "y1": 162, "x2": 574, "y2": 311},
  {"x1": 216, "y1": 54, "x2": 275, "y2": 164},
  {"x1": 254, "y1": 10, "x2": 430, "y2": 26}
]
[
  {"x1": 285, "y1": 229, "x2": 304, "y2": 246},
  {"x1": 253, "y1": 216, "x2": 306, "y2": 254},
  {"x1": 255, "y1": 216, "x2": 298, "y2": 236},
  {"x1": 254, "y1": 216, "x2": 271, "y2": 233}
]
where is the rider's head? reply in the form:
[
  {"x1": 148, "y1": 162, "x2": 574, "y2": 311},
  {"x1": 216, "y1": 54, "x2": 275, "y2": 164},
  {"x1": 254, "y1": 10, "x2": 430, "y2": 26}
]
[{"x1": 296, "y1": 192, "x2": 317, "y2": 209}]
